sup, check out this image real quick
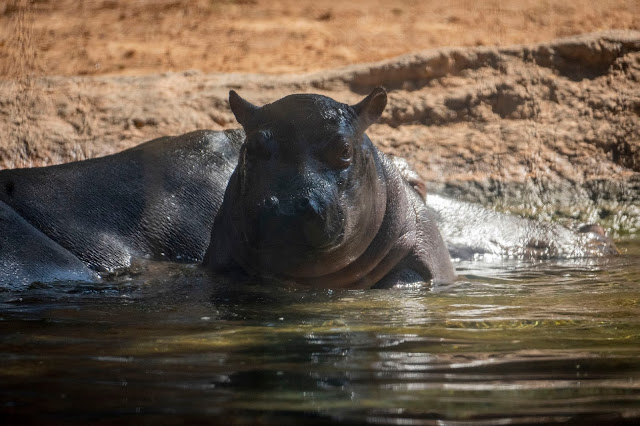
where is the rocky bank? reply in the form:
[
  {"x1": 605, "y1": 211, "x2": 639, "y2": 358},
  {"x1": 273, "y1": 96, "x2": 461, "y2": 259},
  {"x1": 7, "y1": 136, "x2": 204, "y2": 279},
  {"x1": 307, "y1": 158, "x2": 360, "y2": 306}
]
[{"x1": 1, "y1": 31, "x2": 639, "y2": 236}]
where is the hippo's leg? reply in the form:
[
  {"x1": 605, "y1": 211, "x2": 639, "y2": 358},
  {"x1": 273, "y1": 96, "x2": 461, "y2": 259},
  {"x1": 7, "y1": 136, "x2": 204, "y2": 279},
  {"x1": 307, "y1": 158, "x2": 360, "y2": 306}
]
[
  {"x1": 391, "y1": 158, "x2": 456, "y2": 284},
  {"x1": 0, "y1": 201, "x2": 97, "y2": 288},
  {"x1": 409, "y1": 195, "x2": 457, "y2": 284},
  {"x1": 371, "y1": 265, "x2": 425, "y2": 289}
]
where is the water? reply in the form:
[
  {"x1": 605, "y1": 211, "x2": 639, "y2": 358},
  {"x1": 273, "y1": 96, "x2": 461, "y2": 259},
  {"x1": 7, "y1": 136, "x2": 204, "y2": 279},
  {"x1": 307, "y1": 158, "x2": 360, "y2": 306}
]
[{"x1": 1, "y1": 240, "x2": 640, "y2": 424}]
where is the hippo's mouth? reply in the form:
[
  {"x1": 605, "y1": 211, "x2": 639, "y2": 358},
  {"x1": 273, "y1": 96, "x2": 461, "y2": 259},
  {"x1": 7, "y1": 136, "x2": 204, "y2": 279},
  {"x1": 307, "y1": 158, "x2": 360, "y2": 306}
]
[
  {"x1": 239, "y1": 230, "x2": 348, "y2": 279},
  {"x1": 249, "y1": 230, "x2": 345, "y2": 254},
  {"x1": 240, "y1": 208, "x2": 346, "y2": 254}
]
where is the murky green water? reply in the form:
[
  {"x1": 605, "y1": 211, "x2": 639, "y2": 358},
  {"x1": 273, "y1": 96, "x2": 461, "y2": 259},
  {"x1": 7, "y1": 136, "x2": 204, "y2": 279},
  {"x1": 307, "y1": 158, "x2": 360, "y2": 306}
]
[{"x1": 1, "y1": 240, "x2": 640, "y2": 424}]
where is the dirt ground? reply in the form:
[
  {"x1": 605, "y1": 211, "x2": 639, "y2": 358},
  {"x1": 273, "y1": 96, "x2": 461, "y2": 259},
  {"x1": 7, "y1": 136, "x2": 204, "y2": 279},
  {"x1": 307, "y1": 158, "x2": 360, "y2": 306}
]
[
  {"x1": 0, "y1": 1, "x2": 639, "y2": 236},
  {"x1": 1, "y1": 0, "x2": 639, "y2": 77}
]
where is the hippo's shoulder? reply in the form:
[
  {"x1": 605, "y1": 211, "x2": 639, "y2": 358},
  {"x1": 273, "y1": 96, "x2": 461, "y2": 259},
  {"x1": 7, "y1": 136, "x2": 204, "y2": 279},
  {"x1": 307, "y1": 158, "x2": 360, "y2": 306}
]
[{"x1": 374, "y1": 150, "x2": 428, "y2": 202}]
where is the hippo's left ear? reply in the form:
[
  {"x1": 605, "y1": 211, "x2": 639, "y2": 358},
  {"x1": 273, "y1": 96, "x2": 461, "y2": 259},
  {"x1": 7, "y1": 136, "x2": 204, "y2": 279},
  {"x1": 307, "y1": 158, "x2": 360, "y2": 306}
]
[
  {"x1": 351, "y1": 87, "x2": 387, "y2": 129},
  {"x1": 229, "y1": 90, "x2": 259, "y2": 128}
]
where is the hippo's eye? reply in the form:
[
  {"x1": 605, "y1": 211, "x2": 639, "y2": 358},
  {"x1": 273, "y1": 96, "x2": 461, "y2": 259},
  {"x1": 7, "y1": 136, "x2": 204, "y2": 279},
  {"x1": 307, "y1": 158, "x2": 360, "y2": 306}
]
[
  {"x1": 327, "y1": 139, "x2": 353, "y2": 169},
  {"x1": 338, "y1": 142, "x2": 353, "y2": 166}
]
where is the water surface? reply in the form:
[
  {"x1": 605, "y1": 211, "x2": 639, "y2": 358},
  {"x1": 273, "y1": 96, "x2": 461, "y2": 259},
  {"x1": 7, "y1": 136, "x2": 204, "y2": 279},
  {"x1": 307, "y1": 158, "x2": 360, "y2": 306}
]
[{"x1": 2, "y1": 240, "x2": 640, "y2": 424}]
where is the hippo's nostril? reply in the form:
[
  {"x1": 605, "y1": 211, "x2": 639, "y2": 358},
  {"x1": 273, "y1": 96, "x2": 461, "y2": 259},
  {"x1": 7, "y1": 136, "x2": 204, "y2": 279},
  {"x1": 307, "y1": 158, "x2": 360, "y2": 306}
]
[
  {"x1": 297, "y1": 197, "x2": 324, "y2": 219},
  {"x1": 264, "y1": 195, "x2": 279, "y2": 211}
]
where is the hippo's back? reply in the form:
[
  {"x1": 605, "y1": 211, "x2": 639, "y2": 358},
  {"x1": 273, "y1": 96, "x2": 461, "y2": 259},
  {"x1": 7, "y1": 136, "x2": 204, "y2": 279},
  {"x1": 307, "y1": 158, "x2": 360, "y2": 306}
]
[{"x1": 0, "y1": 129, "x2": 243, "y2": 272}]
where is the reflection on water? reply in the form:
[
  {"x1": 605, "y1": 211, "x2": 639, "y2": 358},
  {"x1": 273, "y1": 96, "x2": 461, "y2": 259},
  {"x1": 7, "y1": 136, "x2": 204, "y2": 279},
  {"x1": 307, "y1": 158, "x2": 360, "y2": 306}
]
[{"x1": 1, "y1": 241, "x2": 640, "y2": 424}]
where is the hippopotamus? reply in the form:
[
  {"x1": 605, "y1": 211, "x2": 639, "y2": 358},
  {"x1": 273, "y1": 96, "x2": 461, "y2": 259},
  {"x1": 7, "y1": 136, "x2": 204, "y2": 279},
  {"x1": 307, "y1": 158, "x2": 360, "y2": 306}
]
[
  {"x1": 0, "y1": 88, "x2": 616, "y2": 288},
  {"x1": 203, "y1": 88, "x2": 455, "y2": 288}
]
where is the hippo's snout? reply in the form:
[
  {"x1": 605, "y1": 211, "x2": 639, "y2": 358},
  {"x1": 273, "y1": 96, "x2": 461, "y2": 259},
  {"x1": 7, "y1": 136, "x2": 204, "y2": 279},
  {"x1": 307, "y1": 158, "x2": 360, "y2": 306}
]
[
  {"x1": 253, "y1": 194, "x2": 343, "y2": 250},
  {"x1": 262, "y1": 195, "x2": 321, "y2": 218}
]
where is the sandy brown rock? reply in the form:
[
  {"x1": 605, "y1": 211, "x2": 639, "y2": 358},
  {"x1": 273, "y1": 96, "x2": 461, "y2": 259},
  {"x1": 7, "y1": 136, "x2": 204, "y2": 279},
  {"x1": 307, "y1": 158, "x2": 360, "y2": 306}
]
[
  {"x1": 1, "y1": 0, "x2": 638, "y2": 77},
  {"x1": 1, "y1": 31, "x2": 639, "y2": 235}
]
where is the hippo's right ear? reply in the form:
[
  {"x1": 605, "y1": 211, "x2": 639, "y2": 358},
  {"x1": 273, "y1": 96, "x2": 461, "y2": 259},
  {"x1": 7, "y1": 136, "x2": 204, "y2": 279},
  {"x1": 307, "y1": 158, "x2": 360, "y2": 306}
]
[
  {"x1": 229, "y1": 90, "x2": 259, "y2": 127},
  {"x1": 351, "y1": 87, "x2": 387, "y2": 129}
]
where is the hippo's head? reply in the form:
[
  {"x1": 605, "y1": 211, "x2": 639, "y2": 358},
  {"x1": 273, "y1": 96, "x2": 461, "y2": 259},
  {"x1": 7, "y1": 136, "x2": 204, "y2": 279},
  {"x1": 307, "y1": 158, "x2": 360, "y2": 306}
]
[{"x1": 208, "y1": 88, "x2": 389, "y2": 281}]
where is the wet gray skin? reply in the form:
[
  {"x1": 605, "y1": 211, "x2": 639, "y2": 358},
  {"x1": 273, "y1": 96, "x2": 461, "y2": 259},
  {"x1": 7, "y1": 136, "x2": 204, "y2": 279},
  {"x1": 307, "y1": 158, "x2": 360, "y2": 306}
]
[
  {"x1": 0, "y1": 89, "x2": 616, "y2": 287},
  {"x1": 0, "y1": 200, "x2": 97, "y2": 289},
  {"x1": 203, "y1": 88, "x2": 455, "y2": 288},
  {"x1": 0, "y1": 130, "x2": 243, "y2": 281}
]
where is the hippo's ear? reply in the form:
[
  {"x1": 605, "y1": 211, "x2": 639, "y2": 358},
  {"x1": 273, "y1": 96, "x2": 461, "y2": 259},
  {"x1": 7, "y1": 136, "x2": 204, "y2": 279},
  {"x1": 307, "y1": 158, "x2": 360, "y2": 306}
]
[
  {"x1": 229, "y1": 90, "x2": 259, "y2": 127},
  {"x1": 351, "y1": 87, "x2": 387, "y2": 129}
]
